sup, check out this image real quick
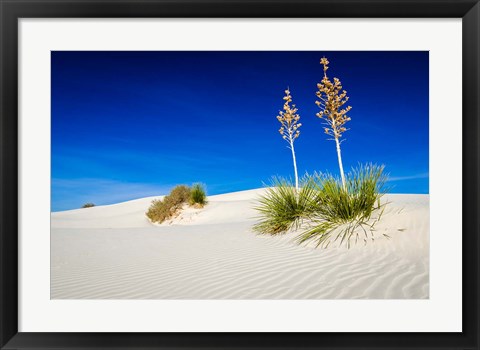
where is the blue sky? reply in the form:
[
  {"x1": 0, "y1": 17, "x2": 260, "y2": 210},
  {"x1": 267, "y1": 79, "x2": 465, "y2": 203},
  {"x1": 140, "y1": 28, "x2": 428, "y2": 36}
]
[{"x1": 51, "y1": 51, "x2": 429, "y2": 211}]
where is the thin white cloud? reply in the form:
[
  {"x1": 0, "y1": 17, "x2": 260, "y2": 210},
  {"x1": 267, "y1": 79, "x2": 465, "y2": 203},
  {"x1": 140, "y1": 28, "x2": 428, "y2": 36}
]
[{"x1": 388, "y1": 173, "x2": 429, "y2": 182}]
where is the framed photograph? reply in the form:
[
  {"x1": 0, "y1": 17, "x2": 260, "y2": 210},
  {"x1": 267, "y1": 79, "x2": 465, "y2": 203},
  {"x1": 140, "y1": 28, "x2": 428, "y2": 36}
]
[{"x1": 1, "y1": 0, "x2": 478, "y2": 349}]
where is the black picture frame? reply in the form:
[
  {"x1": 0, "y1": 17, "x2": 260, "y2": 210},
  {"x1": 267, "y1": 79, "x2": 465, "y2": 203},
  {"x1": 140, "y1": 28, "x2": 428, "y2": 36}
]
[{"x1": 1, "y1": 0, "x2": 478, "y2": 349}]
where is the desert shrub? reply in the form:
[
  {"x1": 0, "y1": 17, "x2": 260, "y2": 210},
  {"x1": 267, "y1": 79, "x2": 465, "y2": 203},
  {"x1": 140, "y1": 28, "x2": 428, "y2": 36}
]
[
  {"x1": 189, "y1": 183, "x2": 207, "y2": 207},
  {"x1": 296, "y1": 164, "x2": 388, "y2": 248},
  {"x1": 146, "y1": 185, "x2": 191, "y2": 223},
  {"x1": 166, "y1": 185, "x2": 191, "y2": 206},
  {"x1": 253, "y1": 176, "x2": 319, "y2": 235},
  {"x1": 146, "y1": 199, "x2": 170, "y2": 223},
  {"x1": 81, "y1": 203, "x2": 95, "y2": 208}
]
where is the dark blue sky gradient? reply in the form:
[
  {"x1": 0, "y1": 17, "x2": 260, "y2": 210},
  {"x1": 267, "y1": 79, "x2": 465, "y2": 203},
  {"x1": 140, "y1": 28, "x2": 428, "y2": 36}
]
[{"x1": 51, "y1": 51, "x2": 429, "y2": 211}]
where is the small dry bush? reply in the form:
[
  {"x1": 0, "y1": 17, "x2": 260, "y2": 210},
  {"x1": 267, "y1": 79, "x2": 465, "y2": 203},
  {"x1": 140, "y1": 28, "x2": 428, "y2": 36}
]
[
  {"x1": 81, "y1": 203, "x2": 95, "y2": 208},
  {"x1": 146, "y1": 185, "x2": 191, "y2": 223},
  {"x1": 167, "y1": 185, "x2": 191, "y2": 206}
]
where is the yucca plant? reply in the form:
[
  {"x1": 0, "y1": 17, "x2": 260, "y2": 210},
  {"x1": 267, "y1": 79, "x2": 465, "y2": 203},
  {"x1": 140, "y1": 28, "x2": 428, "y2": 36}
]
[
  {"x1": 277, "y1": 88, "x2": 302, "y2": 191},
  {"x1": 296, "y1": 164, "x2": 388, "y2": 248},
  {"x1": 254, "y1": 57, "x2": 388, "y2": 249},
  {"x1": 315, "y1": 57, "x2": 352, "y2": 191},
  {"x1": 253, "y1": 176, "x2": 319, "y2": 235}
]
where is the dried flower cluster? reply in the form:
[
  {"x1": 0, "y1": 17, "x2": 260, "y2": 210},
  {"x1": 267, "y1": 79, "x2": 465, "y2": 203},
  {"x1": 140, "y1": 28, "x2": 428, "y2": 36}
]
[
  {"x1": 277, "y1": 89, "x2": 302, "y2": 143},
  {"x1": 315, "y1": 57, "x2": 352, "y2": 140},
  {"x1": 315, "y1": 57, "x2": 352, "y2": 190},
  {"x1": 277, "y1": 88, "x2": 302, "y2": 191}
]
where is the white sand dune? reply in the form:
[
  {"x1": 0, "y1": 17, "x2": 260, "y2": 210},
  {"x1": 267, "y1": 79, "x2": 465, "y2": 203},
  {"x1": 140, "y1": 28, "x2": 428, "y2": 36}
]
[{"x1": 51, "y1": 190, "x2": 429, "y2": 299}]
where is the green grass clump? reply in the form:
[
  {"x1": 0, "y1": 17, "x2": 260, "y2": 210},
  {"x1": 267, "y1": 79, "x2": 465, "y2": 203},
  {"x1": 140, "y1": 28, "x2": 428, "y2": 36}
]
[
  {"x1": 252, "y1": 176, "x2": 319, "y2": 235},
  {"x1": 296, "y1": 164, "x2": 388, "y2": 248},
  {"x1": 189, "y1": 183, "x2": 207, "y2": 207},
  {"x1": 81, "y1": 203, "x2": 95, "y2": 208},
  {"x1": 146, "y1": 185, "x2": 191, "y2": 223}
]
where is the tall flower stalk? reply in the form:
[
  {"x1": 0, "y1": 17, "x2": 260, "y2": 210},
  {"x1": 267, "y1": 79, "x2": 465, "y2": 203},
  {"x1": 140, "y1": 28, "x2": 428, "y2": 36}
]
[
  {"x1": 277, "y1": 88, "x2": 302, "y2": 191},
  {"x1": 315, "y1": 57, "x2": 352, "y2": 191}
]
